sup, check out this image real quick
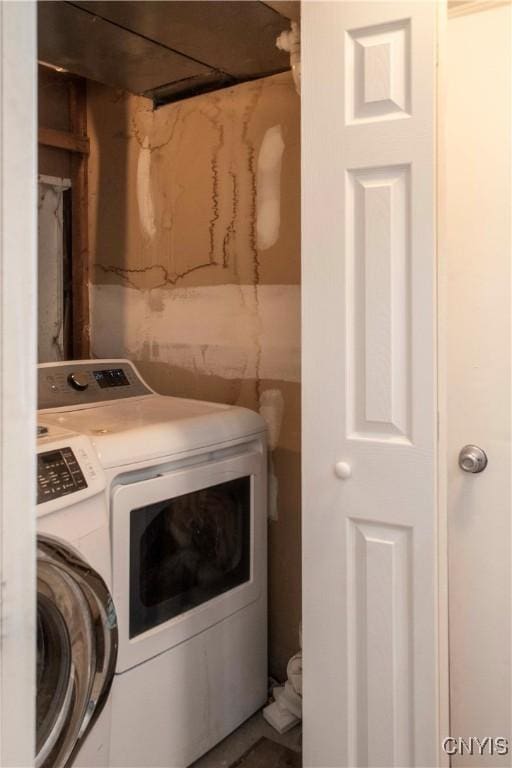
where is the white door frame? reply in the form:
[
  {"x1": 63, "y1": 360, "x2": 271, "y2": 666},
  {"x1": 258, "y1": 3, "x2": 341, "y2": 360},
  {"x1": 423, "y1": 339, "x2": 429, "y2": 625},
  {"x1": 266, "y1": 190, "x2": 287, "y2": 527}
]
[{"x1": 0, "y1": 2, "x2": 37, "y2": 766}]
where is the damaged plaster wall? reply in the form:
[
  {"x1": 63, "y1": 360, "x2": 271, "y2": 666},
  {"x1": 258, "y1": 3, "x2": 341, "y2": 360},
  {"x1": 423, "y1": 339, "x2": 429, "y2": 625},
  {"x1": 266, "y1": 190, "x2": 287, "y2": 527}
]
[
  {"x1": 87, "y1": 71, "x2": 300, "y2": 680},
  {"x1": 38, "y1": 179, "x2": 68, "y2": 362},
  {"x1": 38, "y1": 66, "x2": 72, "y2": 362}
]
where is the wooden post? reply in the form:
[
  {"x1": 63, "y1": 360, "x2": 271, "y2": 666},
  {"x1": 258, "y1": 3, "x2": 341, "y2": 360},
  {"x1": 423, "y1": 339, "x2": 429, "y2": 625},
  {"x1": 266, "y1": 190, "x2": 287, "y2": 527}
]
[{"x1": 69, "y1": 77, "x2": 90, "y2": 358}]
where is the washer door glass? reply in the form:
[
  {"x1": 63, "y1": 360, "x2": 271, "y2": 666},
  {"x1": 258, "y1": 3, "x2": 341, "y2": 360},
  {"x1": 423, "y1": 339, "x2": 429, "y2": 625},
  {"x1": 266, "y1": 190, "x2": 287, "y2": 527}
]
[
  {"x1": 36, "y1": 540, "x2": 118, "y2": 768},
  {"x1": 36, "y1": 594, "x2": 73, "y2": 758}
]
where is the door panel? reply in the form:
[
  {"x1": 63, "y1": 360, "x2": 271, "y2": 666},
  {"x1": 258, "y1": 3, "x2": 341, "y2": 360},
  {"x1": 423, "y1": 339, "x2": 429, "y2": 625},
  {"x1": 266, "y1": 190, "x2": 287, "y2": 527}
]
[
  {"x1": 446, "y1": 5, "x2": 512, "y2": 765},
  {"x1": 302, "y1": 3, "x2": 441, "y2": 766}
]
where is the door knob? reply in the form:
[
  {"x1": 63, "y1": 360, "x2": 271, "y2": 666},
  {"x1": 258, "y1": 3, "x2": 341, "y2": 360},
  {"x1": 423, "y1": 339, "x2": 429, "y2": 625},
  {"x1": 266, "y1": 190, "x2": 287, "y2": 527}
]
[
  {"x1": 334, "y1": 461, "x2": 352, "y2": 479},
  {"x1": 458, "y1": 445, "x2": 488, "y2": 474}
]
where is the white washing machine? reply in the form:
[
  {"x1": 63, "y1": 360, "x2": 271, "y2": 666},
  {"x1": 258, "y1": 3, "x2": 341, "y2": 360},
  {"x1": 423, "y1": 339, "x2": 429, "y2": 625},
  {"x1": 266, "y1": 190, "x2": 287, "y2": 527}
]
[
  {"x1": 36, "y1": 423, "x2": 118, "y2": 768},
  {"x1": 38, "y1": 359, "x2": 268, "y2": 768}
]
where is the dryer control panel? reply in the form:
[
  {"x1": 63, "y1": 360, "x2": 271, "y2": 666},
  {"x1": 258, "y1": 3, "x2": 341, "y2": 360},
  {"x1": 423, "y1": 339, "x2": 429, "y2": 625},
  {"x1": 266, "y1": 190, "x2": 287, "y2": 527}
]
[{"x1": 38, "y1": 359, "x2": 152, "y2": 410}]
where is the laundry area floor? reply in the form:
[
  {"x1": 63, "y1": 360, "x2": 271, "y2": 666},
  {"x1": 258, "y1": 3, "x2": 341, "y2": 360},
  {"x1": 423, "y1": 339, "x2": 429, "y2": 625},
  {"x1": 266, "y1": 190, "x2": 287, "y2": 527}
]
[{"x1": 191, "y1": 712, "x2": 302, "y2": 768}]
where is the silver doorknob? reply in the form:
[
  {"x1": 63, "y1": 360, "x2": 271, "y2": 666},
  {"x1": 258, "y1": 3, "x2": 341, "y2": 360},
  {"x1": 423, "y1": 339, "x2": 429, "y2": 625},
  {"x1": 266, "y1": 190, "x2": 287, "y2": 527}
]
[{"x1": 459, "y1": 445, "x2": 488, "y2": 473}]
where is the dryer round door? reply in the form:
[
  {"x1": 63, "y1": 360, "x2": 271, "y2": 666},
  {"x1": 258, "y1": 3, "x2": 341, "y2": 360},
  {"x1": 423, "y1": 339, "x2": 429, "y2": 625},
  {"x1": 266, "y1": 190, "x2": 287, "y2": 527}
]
[{"x1": 36, "y1": 536, "x2": 118, "y2": 768}]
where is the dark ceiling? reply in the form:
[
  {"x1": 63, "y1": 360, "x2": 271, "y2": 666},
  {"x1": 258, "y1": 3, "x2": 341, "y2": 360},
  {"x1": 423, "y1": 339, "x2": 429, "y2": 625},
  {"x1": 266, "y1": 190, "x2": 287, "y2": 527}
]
[{"x1": 38, "y1": 1, "x2": 295, "y2": 105}]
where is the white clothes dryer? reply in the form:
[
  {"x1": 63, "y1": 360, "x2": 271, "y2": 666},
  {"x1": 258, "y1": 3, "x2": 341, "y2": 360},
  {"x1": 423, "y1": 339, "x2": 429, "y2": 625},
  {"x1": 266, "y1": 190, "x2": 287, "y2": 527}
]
[
  {"x1": 38, "y1": 360, "x2": 268, "y2": 768},
  {"x1": 36, "y1": 423, "x2": 118, "y2": 768}
]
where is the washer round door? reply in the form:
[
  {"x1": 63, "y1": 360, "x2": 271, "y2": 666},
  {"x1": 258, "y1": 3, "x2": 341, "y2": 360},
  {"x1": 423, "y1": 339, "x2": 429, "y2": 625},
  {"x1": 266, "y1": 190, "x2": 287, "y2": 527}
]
[{"x1": 36, "y1": 536, "x2": 118, "y2": 768}]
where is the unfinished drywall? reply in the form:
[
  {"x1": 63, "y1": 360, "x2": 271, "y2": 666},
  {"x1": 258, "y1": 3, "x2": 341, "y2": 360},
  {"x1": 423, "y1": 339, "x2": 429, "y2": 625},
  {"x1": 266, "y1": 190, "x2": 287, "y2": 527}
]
[{"x1": 88, "y1": 71, "x2": 300, "y2": 680}]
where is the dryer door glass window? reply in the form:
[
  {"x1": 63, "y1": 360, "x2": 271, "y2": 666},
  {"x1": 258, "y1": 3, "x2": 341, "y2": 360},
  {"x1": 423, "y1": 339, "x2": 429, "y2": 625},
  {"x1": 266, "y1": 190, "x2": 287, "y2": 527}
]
[{"x1": 130, "y1": 476, "x2": 251, "y2": 638}]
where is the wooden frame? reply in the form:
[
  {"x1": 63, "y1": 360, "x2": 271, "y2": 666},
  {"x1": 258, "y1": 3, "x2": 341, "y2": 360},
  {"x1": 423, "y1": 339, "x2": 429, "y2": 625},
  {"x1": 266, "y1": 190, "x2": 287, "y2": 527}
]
[
  {"x1": 69, "y1": 78, "x2": 90, "y2": 359},
  {"x1": 38, "y1": 126, "x2": 89, "y2": 155},
  {"x1": 38, "y1": 74, "x2": 90, "y2": 359}
]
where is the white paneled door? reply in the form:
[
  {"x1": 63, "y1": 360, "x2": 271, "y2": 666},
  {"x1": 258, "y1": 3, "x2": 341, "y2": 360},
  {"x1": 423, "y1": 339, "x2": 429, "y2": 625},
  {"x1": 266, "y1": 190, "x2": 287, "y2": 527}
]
[{"x1": 302, "y1": 3, "x2": 443, "y2": 767}]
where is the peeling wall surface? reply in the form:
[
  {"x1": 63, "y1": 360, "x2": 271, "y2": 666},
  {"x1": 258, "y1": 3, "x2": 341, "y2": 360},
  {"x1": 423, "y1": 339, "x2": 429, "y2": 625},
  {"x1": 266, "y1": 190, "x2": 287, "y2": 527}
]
[
  {"x1": 88, "y1": 71, "x2": 300, "y2": 680},
  {"x1": 38, "y1": 67, "x2": 70, "y2": 363},
  {"x1": 38, "y1": 179, "x2": 67, "y2": 362}
]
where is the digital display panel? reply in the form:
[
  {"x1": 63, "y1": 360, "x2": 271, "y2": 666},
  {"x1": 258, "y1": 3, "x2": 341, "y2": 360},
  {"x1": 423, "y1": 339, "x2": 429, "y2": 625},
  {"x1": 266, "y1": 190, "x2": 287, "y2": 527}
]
[
  {"x1": 37, "y1": 447, "x2": 87, "y2": 504},
  {"x1": 93, "y1": 368, "x2": 129, "y2": 388}
]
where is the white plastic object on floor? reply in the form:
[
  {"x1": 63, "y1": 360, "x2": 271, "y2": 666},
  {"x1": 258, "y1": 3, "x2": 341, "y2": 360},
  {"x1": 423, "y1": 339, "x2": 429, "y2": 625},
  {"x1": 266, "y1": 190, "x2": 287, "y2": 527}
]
[
  {"x1": 262, "y1": 701, "x2": 300, "y2": 735},
  {"x1": 264, "y1": 622, "x2": 303, "y2": 735},
  {"x1": 287, "y1": 652, "x2": 302, "y2": 697},
  {"x1": 274, "y1": 681, "x2": 302, "y2": 720}
]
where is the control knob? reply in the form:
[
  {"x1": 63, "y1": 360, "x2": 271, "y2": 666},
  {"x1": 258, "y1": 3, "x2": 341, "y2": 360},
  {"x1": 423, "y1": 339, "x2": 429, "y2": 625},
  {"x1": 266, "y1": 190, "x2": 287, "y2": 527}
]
[{"x1": 67, "y1": 371, "x2": 89, "y2": 391}]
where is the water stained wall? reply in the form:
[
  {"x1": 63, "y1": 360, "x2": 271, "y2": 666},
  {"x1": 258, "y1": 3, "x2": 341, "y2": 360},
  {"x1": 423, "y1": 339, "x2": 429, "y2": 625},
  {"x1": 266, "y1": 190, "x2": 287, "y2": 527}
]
[{"x1": 87, "y1": 71, "x2": 300, "y2": 679}]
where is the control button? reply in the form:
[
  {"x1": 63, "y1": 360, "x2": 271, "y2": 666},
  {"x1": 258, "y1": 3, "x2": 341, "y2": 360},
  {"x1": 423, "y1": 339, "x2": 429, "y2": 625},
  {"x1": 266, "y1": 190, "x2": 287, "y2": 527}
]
[
  {"x1": 67, "y1": 372, "x2": 89, "y2": 391},
  {"x1": 46, "y1": 376, "x2": 59, "y2": 393}
]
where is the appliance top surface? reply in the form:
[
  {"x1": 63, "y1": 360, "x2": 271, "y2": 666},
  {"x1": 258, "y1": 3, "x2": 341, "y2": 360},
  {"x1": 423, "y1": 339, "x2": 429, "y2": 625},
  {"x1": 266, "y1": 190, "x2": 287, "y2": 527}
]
[
  {"x1": 37, "y1": 421, "x2": 77, "y2": 442},
  {"x1": 38, "y1": 360, "x2": 266, "y2": 468}
]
